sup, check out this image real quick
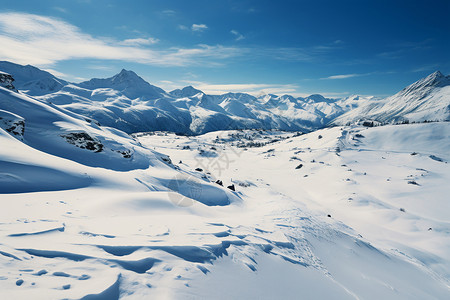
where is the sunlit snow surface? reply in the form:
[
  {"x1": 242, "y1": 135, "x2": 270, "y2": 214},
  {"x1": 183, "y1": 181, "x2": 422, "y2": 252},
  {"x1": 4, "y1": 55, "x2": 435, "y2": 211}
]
[{"x1": 1, "y1": 108, "x2": 450, "y2": 299}]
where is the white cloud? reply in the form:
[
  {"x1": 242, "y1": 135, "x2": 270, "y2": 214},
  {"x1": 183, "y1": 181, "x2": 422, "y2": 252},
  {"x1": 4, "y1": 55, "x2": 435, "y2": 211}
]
[
  {"x1": 161, "y1": 10, "x2": 176, "y2": 16},
  {"x1": 119, "y1": 37, "x2": 159, "y2": 46},
  {"x1": 322, "y1": 74, "x2": 360, "y2": 80},
  {"x1": 156, "y1": 79, "x2": 353, "y2": 98},
  {"x1": 411, "y1": 64, "x2": 439, "y2": 73},
  {"x1": 0, "y1": 12, "x2": 241, "y2": 67},
  {"x1": 53, "y1": 7, "x2": 67, "y2": 13},
  {"x1": 178, "y1": 81, "x2": 300, "y2": 96},
  {"x1": 230, "y1": 30, "x2": 245, "y2": 41},
  {"x1": 191, "y1": 24, "x2": 208, "y2": 32}
]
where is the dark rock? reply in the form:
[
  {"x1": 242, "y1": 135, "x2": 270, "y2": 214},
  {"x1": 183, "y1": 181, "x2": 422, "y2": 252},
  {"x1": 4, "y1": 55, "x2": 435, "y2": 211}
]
[
  {"x1": 407, "y1": 180, "x2": 420, "y2": 186},
  {"x1": 115, "y1": 150, "x2": 131, "y2": 158},
  {"x1": 61, "y1": 132, "x2": 103, "y2": 152},
  {"x1": 227, "y1": 184, "x2": 235, "y2": 191},
  {"x1": 327, "y1": 214, "x2": 331, "y2": 218},
  {"x1": 161, "y1": 156, "x2": 172, "y2": 164},
  {"x1": 215, "y1": 180, "x2": 223, "y2": 186},
  {"x1": 429, "y1": 155, "x2": 444, "y2": 162},
  {"x1": 0, "y1": 72, "x2": 16, "y2": 91},
  {"x1": 195, "y1": 168, "x2": 203, "y2": 172},
  {"x1": 295, "y1": 164, "x2": 303, "y2": 169}
]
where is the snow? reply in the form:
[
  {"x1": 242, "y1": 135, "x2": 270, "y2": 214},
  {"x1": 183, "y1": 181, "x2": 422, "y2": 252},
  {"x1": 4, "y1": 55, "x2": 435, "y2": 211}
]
[{"x1": 0, "y1": 63, "x2": 449, "y2": 299}]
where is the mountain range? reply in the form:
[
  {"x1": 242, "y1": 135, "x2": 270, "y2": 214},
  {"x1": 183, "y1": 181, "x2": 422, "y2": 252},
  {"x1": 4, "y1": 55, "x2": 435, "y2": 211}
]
[{"x1": 0, "y1": 61, "x2": 449, "y2": 135}]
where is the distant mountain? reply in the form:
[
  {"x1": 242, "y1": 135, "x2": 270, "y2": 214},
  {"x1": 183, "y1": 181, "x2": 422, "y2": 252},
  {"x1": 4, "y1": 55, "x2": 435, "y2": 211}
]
[
  {"x1": 170, "y1": 85, "x2": 203, "y2": 98},
  {"x1": 78, "y1": 69, "x2": 168, "y2": 100},
  {"x1": 31, "y1": 64, "x2": 352, "y2": 134},
  {"x1": 0, "y1": 61, "x2": 67, "y2": 95},
  {"x1": 333, "y1": 71, "x2": 450, "y2": 125},
  {"x1": 2, "y1": 61, "x2": 446, "y2": 135}
]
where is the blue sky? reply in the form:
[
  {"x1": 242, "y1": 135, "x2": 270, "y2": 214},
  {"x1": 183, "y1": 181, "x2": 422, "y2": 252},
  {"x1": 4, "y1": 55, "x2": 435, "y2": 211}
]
[{"x1": 0, "y1": 0, "x2": 448, "y2": 97}]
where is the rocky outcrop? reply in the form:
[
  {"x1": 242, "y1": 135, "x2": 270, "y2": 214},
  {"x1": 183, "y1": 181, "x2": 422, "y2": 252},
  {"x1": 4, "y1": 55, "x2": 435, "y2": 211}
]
[
  {"x1": 0, "y1": 109, "x2": 25, "y2": 138},
  {"x1": 61, "y1": 132, "x2": 104, "y2": 152},
  {"x1": 0, "y1": 72, "x2": 16, "y2": 91}
]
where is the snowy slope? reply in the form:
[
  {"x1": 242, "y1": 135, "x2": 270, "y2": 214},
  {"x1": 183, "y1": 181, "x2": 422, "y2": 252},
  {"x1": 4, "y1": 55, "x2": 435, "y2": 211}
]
[
  {"x1": 333, "y1": 71, "x2": 450, "y2": 125},
  {"x1": 1, "y1": 75, "x2": 450, "y2": 298},
  {"x1": 135, "y1": 124, "x2": 450, "y2": 299}
]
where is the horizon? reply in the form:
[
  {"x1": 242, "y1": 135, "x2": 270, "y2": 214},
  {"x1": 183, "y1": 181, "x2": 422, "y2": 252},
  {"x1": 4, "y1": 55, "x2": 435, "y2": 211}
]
[
  {"x1": 2, "y1": 60, "x2": 444, "y2": 100},
  {"x1": 50, "y1": 65, "x2": 450, "y2": 99},
  {"x1": 0, "y1": 0, "x2": 448, "y2": 97}
]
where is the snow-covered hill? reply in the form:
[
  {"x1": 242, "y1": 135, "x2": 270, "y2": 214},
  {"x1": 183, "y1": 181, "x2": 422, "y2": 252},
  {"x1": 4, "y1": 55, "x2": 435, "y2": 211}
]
[{"x1": 333, "y1": 71, "x2": 450, "y2": 125}]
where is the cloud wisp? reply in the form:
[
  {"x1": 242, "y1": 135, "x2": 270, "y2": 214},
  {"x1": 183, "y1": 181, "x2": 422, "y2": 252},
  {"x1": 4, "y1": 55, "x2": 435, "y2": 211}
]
[
  {"x1": 174, "y1": 80, "x2": 301, "y2": 96},
  {"x1": 157, "y1": 79, "x2": 351, "y2": 98},
  {"x1": 0, "y1": 12, "x2": 346, "y2": 72},
  {"x1": 322, "y1": 74, "x2": 361, "y2": 80},
  {"x1": 119, "y1": 37, "x2": 159, "y2": 46},
  {"x1": 0, "y1": 12, "x2": 238, "y2": 67},
  {"x1": 191, "y1": 24, "x2": 208, "y2": 32},
  {"x1": 230, "y1": 30, "x2": 245, "y2": 41}
]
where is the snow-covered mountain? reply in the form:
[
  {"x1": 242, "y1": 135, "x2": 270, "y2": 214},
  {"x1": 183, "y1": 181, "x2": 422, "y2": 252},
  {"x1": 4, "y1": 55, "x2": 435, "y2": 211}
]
[
  {"x1": 333, "y1": 71, "x2": 450, "y2": 125},
  {"x1": 1, "y1": 61, "x2": 448, "y2": 136},
  {"x1": 78, "y1": 69, "x2": 169, "y2": 100},
  {"x1": 0, "y1": 61, "x2": 370, "y2": 135},
  {"x1": 0, "y1": 61, "x2": 67, "y2": 96},
  {"x1": 169, "y1": 85, "x2": 203, "y2": 98}
]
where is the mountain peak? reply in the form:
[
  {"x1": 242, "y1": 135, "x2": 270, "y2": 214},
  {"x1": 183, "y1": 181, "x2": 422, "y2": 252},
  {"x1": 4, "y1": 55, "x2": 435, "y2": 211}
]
[
  {"x1": 400, "y1": 71, "x2": 450, "y2": 96},
  {"x1": 112, "y1": 69, "x2": 143, "y2": 83},
  {"x1": 79, "y1": 69, "x2": 166, "y2": 99},
  {"x1": 169, "y1": 85, "x2": 203, "y2": 98},
  {"x1": 428, "y1": 70, "x2": 444, "y2": 78}
]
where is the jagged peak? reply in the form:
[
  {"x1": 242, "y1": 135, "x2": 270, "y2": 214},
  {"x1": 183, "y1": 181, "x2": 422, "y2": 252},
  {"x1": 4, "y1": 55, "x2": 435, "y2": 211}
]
[
  {"x1": 428, "y1": 70, "x2": 444, "y2": 79},
  {"x1": 398, "y1": 71, "x2": 449, "y2": 96},
  {"x1": 112, "y1": 69, "x2": 144, "y2": 82}
]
